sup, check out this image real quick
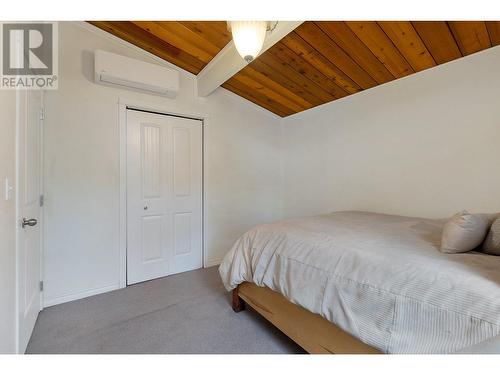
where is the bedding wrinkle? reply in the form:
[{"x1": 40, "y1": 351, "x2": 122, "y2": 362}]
[
  {"x1": 252, "y1": 230, "x2": 284, "y2": 283},
  {"x1": 386, "y1": 295, "x2": 399, "y2": 353},
  {"x1": 327, "y1": 278, "x2": 362, "y2": 341}
]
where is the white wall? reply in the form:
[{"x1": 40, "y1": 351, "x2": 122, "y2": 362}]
[
  {"x1": 283, "y1": 46, "x2": 500, "y2": 219},
  {"x1": 43, "y1": 22, "x2": 283, "y2": 306},
  {"x1": 0, "y1": 90, "x2": 16, "y2": 353}
]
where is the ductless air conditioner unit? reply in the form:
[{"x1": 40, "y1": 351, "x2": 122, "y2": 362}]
[{"x1": 94, "y1": 50, "x2": 180, "y2": 98}]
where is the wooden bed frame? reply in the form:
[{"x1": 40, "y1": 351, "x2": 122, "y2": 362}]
[{"x1": 232, "y1": 282, "x2": 380, "y2": 354}]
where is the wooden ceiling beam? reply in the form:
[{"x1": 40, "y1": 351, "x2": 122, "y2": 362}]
[{"x1": 197, "y1": 21, "x2": 303, "y2": 97}]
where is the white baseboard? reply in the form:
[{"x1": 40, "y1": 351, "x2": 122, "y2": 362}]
[
  {"x1": 43, "y1": 283, "x2": 121, "y2": 308},
  {"x1": 204, "y1": 258, "x2": 222, "y2": 268}
]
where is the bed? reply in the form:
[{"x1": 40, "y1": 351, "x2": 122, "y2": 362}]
[{"x1": 219, "y1": 211, "x2": 500, "y2": 354}]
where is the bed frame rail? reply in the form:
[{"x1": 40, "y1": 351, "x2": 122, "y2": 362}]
[{"x1": 231, "y1": 282, "x2": 380, "y2": 354}]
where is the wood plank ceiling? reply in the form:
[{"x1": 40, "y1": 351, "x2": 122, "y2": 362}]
[{"x1": 90, "y1": 21, "x2": 500, "y2": 117}]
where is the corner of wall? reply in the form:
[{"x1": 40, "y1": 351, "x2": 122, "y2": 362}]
[{"x1": 278, "y1": 115, "x2": 287, "y2": 220}]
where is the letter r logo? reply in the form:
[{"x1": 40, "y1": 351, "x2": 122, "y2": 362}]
[{"x1": 2, "y1": 23, "x2": 53, "y2": 75}]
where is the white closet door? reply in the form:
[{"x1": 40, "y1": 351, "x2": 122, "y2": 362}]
[{"x1": 126, "y1": 109, "x2": 202, "y2": 285}]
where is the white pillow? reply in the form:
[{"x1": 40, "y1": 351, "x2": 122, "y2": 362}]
[
  {"x1": 478, "y1": 212, "x2": 500, "y2": 226},
  {"x1": 440, "y1": 211, "x2": 490, "y2": 254},
  {"x1": 482, "y1": 216, "x2": 500, "y2": 256}
]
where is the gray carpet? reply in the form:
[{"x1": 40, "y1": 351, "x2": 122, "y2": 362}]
[{"x1": 27, "y1": 267, "x2": 305, "y2": 354}]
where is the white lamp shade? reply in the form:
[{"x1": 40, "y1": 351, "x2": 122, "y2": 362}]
[{"x1": 229, "y1": 21, "x2": 268, "y2": 63}]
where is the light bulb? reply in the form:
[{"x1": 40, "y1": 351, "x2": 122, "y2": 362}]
[{"x1": 229, "y1": 21, "x2": 268, "y2": 63}]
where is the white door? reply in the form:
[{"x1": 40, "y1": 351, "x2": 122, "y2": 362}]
[
  {"x1": 127, "y1": 109, "x2": 203, "y2": 285},
  {"x1": 16, "y1": 89, "x2": 42, "y2": 353}
]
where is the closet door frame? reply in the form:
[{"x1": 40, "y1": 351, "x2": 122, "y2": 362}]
[{"x1": 118, "y1": 98, "x2": 211, "y2": 289}]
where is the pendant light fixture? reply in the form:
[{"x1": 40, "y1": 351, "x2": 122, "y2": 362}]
[{"x1": 228, "y1": 21, "x2": 274, "y2": 63}]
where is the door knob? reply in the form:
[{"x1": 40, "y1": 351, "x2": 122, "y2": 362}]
[{"x1": 22, "y1": 218, "x2": 37, "y2": 228}]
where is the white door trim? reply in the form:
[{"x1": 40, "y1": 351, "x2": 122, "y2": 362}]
[
  {"x1": 15, "y1": 89, "x2": 21, "y2": 354},
  {"x1": 39, "y1": 92, "x2": 45, "y2": 311},
  {"x1": 118, "y1": 97, "x2": 210, "y2": 288}
]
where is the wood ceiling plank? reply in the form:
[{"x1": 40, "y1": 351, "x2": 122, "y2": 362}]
[
  {"x1": 243, "y1": 65, "x2": 315, "y2": 109},
  {"x1": 208, "y1": 21, "x2": 233, "y2": 36},
  {"x1": 250, "y1": 59, "x2": 325, "y2": 107},
  {"x1": 266, "y1": 42, "x2": 349, "y2": 99},
  {"x1": 89, "y1": 21, "x2": 205, "y2": 74},
  {"x1": 378, "y1": 21, "x2": 436, "y2": 72},
  {"x1": 485, "y1": 21, "x2": 500, "y2": 46},
  {"x1": 346, "y1": 21, "x2": 414, "y2": 78},
  {"x1": 296, "y1": 22, "x2": 377, "y2": 90},
  {"x1": 232, "y1": 69, "x2": 311, "y2": 114},
  {"x1": 154, "y1": 21, "x2": 224, "y2": 57},
  {"x1": 316, "y1": 21, "x2": 394, "y2": 84},
  {"x1": 177, "y1": 21, "x2": 231, "y2": 49},
  {"x1": 281, "y1": 32, "x2": 361, "y2": 94},
  {"x1": 256, "y1": 50, "x2": 337, "y2": 104},
  {"x1": 411, "y1": 21, "x2": 462, "y2": 64},
  {"x1": 132, "y1": 21, "x2": 221, "y2": 63},
  {"x1": 223, "y1": 79, "x2": 292, "y2": 117},
  {"x1": 448, "y1": 21, "x2": 491, "y2": 56}
]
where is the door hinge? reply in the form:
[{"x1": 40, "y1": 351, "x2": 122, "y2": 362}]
[
  {"x1": 39, "y1": 194, "x2": 44, "y2": 207},
  {"x1": 39, "y1": 107, "x2": 45, "y2": 120},
  {"x1": 39, "y1": 281, "x2": 44, "y2": 292}
]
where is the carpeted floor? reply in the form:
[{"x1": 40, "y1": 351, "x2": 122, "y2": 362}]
[{"x1": 27, "y1": 267, "x2": 305, "y2": 354}]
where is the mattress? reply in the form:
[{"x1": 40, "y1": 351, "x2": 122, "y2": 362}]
[{"x1": 218, "y1": 211, "x2": 500, "y2": 353}]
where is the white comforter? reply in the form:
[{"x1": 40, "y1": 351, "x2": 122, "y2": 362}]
[{"x1": 219, "y1": 211, "x2": 500, "y2": 353}]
